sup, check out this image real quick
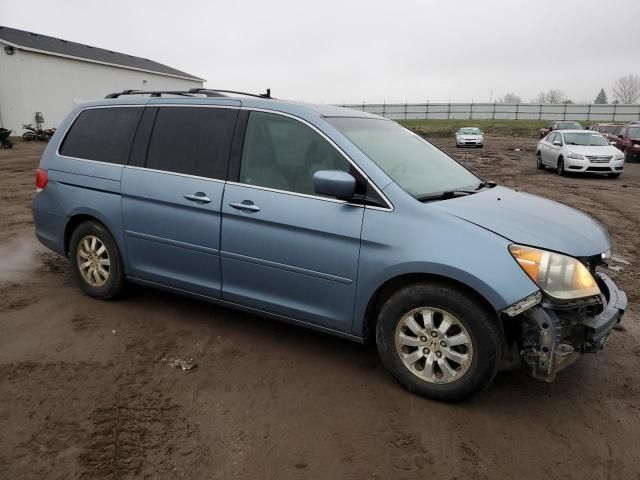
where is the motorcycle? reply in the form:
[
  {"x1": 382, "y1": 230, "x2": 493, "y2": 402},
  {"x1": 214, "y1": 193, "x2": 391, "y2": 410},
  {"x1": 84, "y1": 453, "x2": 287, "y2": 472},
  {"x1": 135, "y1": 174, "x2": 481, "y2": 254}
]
[{"x1": 22, "y1": 124, "x2": 56, "y2": 141}]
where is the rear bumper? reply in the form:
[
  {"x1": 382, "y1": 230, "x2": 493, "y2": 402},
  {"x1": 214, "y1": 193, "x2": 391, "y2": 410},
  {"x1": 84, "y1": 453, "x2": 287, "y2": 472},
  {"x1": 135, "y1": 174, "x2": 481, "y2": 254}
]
[
  {"x1": 32, "y1": 196, "x2": 67, "y2": 255},
  {"x1": 520, "y1": 273, "x2": 626, "y2": 382}
]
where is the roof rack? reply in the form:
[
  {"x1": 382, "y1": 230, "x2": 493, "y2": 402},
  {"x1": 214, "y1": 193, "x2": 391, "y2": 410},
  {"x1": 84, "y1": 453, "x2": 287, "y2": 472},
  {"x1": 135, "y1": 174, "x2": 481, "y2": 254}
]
[
  {"x1": 188, "y1": 88, "x2": 272, "y2": 99},
  {"x1": 105, "y1": 88, "x2": 272, "y2": 99}
]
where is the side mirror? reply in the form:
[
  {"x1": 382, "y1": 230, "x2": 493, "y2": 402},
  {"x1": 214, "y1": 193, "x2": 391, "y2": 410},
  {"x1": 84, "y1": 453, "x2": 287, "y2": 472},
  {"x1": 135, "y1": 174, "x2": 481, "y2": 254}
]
[
  {"x1": 313, "y1": 170, "x2": 356, "y2": 199},
  {"x1": 553, "y1": 140, "x2": 562, "y2": 146}
]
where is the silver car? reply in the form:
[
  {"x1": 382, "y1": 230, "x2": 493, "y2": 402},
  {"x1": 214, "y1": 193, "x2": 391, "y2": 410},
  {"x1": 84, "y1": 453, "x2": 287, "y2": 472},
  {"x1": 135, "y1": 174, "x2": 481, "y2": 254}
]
[
  {"x1": 536, "y1": 130, "x2": 625, "y2": 178},
  {"x1": 455, "y1": 127, "x2": 484, "y2": 148}
]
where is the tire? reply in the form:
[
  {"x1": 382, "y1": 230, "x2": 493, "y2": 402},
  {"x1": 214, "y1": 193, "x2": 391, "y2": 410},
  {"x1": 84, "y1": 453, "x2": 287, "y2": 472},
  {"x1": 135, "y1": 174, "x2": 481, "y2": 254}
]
[
  {"x1": 22, "y1": 132, "x2": 35, "y2": 141},
  {"x1": 69, "y1": 221, "x2": 126, "y2": 300},
  {"x1": 608, "y1": 173, "x2": 621, "y2": 178},
  {"x1": 536, "y1": 151, "x2": 544, "y2": 170},
  {"x1": 557, "y1": 157, "x2": 565, "y2": 176},
  {"x1": 375, "y1": 282, "x2": 502, "y2": 402}
]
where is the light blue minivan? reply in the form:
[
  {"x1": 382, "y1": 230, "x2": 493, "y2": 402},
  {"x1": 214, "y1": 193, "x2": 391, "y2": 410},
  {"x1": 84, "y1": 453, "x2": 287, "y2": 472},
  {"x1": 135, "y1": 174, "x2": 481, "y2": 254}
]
[{"x1": 32, "y1": 89, "x2": 627, "y2": 401}]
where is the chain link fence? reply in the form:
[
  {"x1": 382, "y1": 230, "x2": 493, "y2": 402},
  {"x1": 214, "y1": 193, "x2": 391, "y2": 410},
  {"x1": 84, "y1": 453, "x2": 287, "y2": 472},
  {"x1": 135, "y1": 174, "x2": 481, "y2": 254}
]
[{"x1": 338, "y1": 102, "x2": 640, "y2": 122}]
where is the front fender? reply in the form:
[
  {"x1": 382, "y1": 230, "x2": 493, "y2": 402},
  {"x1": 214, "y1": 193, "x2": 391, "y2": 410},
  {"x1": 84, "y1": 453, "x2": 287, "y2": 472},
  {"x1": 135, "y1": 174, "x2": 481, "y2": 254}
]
[{"x1": 352, "y1": 198, "x2": 539, "y2": 337}]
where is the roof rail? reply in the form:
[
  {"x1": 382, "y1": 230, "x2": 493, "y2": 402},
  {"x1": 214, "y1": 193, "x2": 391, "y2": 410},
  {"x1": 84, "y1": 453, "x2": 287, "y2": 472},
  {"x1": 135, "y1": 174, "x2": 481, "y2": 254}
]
[
  {"x1": 188, "y1": 88, "x2": 272, "y2": 99},
  {"x1": 104, "y1": 89, "x2": 224, "y2": 99},
  {"x1": 105, "y1": 88, "x2": 272, "y2": 99}
]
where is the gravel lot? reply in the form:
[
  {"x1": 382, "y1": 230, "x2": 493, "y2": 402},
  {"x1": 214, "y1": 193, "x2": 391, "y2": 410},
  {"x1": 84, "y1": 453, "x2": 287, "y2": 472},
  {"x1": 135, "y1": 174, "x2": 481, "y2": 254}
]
[{"x1": 1, "y1": 139, "x2": 638, "y2": 480}]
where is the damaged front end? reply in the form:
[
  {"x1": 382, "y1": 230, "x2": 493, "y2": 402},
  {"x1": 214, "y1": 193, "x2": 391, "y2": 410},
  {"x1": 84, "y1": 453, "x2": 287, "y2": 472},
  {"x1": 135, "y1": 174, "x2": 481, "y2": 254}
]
[{"x1": 502, "y1": 254, "x2": 627, "y2": 382}]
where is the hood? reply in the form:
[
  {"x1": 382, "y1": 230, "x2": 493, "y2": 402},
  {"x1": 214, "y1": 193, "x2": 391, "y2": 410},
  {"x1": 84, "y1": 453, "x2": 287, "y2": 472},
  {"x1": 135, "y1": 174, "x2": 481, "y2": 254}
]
[
  {"x1": 431, "y1": 186, "x2": 610, "y2": 257},
  {"x1": 564, "y1": 145, "x2": 621, "y2": 156}
]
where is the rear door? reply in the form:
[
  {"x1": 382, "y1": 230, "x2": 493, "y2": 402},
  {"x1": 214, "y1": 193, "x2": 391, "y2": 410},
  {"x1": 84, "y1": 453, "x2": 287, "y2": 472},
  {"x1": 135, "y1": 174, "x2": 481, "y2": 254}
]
[
  {"x1": 220, "y1": 110, "x2": 365, "y2": 331},
  {"x1": 121, "y1": 105, "x2": 238, "y2": 297}
]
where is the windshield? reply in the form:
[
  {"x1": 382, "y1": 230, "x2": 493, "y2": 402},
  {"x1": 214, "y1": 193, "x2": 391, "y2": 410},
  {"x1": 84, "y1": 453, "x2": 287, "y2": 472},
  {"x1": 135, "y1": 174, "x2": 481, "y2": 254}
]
[
  {"x1": 629, "y1": 127, "x2": 640, "y2": 138},
  {"x1": 459, "y1": 128, "x2": 481, "y2": 135},
  {"x1": 558, "y1": 122, "x2": 582, "y2": 130},
  {"x1": 326, "y1": 117, "x2": 481, "y2": 197},
  {"x1": 563, "y1": 132, "x2": 609, "y2": 146}
]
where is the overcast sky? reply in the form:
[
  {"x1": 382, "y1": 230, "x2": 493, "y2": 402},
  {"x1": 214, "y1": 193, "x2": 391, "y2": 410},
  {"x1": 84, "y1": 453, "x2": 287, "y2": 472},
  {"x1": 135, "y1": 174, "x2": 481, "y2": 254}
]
[{"x1": 1, "y1": 0, "x2": 639, "y2": 104}]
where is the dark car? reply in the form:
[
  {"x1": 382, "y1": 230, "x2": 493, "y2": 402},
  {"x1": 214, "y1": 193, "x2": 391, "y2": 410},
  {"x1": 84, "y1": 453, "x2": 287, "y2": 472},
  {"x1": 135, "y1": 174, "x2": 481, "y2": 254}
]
[
  {"x1": 591, "y1": 123, "x2": 624, "y2": 146},
  {"x1": 616, "y1": 124, "x2": 640, "y2": 160},
  {"x1": 539, "y1": 121, "x2": 583, "y2": 139}
]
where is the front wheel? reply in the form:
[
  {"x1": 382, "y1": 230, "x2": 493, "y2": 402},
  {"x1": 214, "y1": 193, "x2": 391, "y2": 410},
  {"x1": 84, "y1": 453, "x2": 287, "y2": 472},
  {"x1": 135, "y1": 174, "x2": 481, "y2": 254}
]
[
  {"x1": 376, "y1": 282, "x2": 502, "y2": 402},
  {"x1": 69, "y1": 221, "x2": 126, "y2": 300},
  {"x1": 536, "y1": 152, "x2": 544, "y2": 169},
  {"x1": 557, "y1": 157, "x2": 565, "y2": 176}
]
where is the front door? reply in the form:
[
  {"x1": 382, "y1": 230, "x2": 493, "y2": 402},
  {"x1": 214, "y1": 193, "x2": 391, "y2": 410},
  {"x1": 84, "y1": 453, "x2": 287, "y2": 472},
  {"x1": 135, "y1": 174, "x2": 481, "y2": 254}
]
[
  {"x1": 220, "y1": 111, "x2": 364, "y2": 331},
  {"x1": 121, "y1": 105, "x2": 238, "y2": 297}
]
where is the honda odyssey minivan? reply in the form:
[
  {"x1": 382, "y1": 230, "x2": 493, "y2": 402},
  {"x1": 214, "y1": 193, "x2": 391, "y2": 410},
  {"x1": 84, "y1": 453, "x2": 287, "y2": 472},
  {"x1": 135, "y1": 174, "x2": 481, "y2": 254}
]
[{"x1": 32, "y1": 88, "x2": 627, "y2": 402}]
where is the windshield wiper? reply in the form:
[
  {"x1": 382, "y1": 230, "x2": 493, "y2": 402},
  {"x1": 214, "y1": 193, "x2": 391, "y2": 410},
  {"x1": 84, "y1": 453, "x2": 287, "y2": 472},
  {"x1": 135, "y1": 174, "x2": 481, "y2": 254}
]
[
  {"x1": 417, "y1": 181, "x2": 496, "y2": 203},
  {"x1": 416, "y1": 190, "x2": 476, "y2": 202}
]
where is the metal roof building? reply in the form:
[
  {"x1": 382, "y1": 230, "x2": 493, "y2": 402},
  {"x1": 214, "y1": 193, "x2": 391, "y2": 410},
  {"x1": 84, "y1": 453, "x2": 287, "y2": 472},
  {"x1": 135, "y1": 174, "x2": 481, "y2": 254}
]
[{"x1": 0, "y1": 26, "x2": 204, "y2": 132}]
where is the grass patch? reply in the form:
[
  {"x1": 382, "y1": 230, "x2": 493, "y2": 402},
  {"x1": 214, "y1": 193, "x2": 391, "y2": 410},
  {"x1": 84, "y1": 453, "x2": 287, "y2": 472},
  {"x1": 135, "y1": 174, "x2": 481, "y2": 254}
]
[{"x1": 399, "y1": 119, "x2": 591, "y2": 138}]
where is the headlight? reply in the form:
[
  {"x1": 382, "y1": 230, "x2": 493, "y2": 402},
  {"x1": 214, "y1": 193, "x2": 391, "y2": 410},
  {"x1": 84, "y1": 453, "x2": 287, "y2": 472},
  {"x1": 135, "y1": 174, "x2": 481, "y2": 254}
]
[
  {"x1": 567, "y1": 151, "x2": 583, "y2": 160},
  {"x1": 614, "y1": 153, "x2": 624, "y2": 160},
  {"x1": 509, "y1": 245, "x2": 601, "y2": 300}
]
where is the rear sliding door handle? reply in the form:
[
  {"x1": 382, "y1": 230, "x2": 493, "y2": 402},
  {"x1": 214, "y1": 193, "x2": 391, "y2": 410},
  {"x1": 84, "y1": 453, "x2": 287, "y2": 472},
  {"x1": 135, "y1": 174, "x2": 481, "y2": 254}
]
[
  {"x1": 229, "y1": 201, "x2": 261, "y2": 212},
  {"x1": 184, "y1": 192, "x2": 212, "y2": 203}
]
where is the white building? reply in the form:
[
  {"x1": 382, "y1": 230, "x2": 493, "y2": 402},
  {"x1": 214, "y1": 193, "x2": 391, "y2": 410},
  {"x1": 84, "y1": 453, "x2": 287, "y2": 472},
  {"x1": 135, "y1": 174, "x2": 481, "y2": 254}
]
[{"x1": 0, "y1": 26, "x2": 204, "y2": 132}]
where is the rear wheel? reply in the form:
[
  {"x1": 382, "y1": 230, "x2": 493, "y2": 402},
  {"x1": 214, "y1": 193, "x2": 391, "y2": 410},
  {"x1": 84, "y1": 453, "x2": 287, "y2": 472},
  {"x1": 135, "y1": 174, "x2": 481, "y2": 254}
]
[
  {"x1": 536, "y1": 151, "x2": 544, "y2": 169},
  {"x1": 69, "y1": 221, "x2": 126, "y2": 299},
  {"x1": 557, "y1": 157, "x2": 565, "y2": 176},
  {"x1": 375, "y1": 282, "x2": 502, "y2": 402}
]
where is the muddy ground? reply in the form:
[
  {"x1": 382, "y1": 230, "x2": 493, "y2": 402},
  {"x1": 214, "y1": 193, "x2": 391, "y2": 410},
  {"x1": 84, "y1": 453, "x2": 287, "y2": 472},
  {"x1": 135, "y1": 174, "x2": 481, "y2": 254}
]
[{"x1": 0, "y1": 139, "x2": 638, "y2": 480}]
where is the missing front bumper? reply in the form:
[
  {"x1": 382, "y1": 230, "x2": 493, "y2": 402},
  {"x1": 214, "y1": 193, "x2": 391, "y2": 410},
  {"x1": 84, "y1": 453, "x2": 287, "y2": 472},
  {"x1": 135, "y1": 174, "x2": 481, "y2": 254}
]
[{"x1": 520, "y1": 273, "x2": 627, "y2": 382}]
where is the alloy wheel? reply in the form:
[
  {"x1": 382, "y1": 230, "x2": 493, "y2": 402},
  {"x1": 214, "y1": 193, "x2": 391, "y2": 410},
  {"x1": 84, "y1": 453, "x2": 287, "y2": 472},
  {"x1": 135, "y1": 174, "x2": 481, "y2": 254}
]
[
  {"x1": 395, "y1": 307, "x2": 474, "y2": 384},
  {"x1": 76, "y1": 235, "x2": 110, "y2": 287}
]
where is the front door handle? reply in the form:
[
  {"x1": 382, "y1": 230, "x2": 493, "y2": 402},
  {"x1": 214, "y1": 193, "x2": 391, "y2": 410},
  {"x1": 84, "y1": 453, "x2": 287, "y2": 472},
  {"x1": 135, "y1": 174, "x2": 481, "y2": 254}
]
[
  {"x1": 229, "y1": 200, "x2": 261, "y2": 212},
  {"x1": 184, "y1": 192, "x2": 212, "y2": 203}
]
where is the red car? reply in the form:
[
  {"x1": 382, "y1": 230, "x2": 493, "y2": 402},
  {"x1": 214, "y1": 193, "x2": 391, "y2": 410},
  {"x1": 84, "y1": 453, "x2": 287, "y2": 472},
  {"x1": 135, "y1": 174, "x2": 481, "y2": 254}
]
[
  {"x1": 591, "y1": 123, "x2": 624, "y2": 147},
  {"x1": 539, "y1": 121, "x2": 583, "y2": 139},
  {"x1": 616, "y1": 124, "x2": 640, "y2": 160}
]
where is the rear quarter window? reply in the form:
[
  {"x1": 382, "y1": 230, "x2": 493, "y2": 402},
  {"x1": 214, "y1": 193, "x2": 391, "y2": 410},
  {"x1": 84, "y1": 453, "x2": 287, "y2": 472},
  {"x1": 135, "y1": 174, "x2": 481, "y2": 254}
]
[{"x1": 59, "y1": 107, "x2": 142, "y2": 164}]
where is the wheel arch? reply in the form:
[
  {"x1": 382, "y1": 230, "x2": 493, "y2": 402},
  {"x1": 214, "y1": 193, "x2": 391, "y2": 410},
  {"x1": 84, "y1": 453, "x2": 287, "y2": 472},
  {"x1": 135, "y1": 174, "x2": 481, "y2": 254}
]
[
  {"x1": 63, "y1": 210, "x2": 119, "y2": 257},
  {"x1": 361, "y1": 272, "x2": 500, "y2": 344}
]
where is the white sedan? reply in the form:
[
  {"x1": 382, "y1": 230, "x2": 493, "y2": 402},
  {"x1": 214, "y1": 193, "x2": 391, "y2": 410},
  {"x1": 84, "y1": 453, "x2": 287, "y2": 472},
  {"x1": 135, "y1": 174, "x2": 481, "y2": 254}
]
[
  {"x1": 536, "y1": 130, "x2": 625, "y2": 178},
  {"x1": 455, "y1": 127, "x2": 484, "y2": 148}
]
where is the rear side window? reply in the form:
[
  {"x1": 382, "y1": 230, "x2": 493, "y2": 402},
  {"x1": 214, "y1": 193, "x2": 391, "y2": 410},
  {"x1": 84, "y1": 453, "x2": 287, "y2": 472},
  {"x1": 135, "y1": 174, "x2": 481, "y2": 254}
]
[
  {"x1": 60, "y1": 107, "x2": 142, "y2": 164},
  {"x1": 145, "y1": 107, "x2": 237, "y2": 179}
]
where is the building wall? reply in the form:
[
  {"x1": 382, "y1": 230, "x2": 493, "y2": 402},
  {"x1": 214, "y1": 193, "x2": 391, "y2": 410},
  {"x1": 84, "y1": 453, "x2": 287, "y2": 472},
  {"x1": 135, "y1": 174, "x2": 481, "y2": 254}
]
[{"x1": 0, "y1": 42, "x2": 203, "y2": 132}]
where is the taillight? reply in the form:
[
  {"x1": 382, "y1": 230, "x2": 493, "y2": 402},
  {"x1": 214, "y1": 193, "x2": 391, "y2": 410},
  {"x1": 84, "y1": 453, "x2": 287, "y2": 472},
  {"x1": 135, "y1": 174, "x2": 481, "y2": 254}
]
[{"x1": 35, "y1": 168, "x2": 48, "y2": 192}]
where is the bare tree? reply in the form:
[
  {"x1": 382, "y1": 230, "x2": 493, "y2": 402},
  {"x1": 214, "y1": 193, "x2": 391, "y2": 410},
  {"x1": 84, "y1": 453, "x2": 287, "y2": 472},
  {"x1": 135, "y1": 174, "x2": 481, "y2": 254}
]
[
  {"x1": 497, "y1": 93, "x2": 521, "y2": 104},
  {"x1": 533, "y1": 89, "x2": 565, "y2": 104},
  {"x1": 612, "y1": 74, "x2": 640, "y2": 104}
]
